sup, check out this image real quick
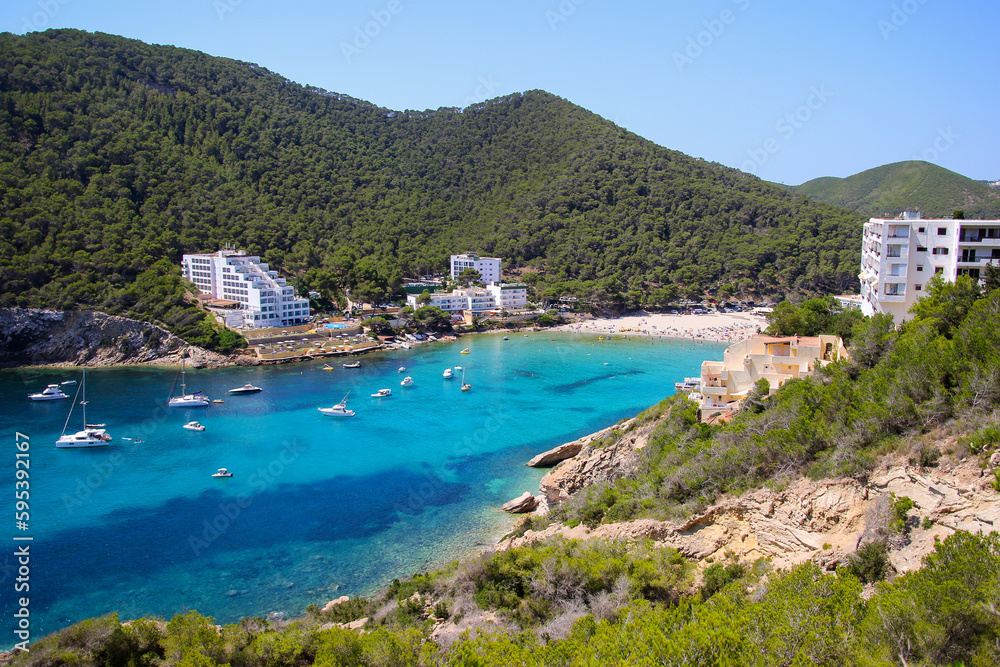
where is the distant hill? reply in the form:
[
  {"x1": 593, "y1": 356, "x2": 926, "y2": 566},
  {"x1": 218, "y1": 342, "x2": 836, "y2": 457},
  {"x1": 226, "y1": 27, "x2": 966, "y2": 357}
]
[
  {"x1": 0, "y1": 30, "x2": 864, "y2": 345},
  {"x1": 784, "y1": 161, "x2": 1000, "y2": 219}
]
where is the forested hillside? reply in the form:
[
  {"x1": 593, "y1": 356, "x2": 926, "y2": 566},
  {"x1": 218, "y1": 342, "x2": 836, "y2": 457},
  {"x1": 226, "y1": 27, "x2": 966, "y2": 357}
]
[
  {"x1": 0, "y1": 30, "x2": 863, "y2": 345},
  {"x1": 786, "y1": 160, "x2": 1000, "y2": 219}
]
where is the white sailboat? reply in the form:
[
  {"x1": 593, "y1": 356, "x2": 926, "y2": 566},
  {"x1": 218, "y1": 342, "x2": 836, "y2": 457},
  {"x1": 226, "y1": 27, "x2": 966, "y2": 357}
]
[
  {"x1": 168, "y1": 358, "x2": 210, "y2": 407},
  {"x1": 461, "y1": 366, "x2": 471, "y2": 392},
  {"x1": 56, "y1": 366, "x2": 112, "y2": 448}
]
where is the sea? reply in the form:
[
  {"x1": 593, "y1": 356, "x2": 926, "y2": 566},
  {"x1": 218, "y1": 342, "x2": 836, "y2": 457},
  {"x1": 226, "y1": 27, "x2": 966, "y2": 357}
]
[{"x1": 0, "y1": 332, "x2": 724, "y2": 643}]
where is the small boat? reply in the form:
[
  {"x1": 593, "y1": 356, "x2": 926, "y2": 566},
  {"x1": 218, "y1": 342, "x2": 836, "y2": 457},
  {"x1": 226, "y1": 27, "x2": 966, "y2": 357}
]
[
  {"x1": 228, "y1": 383, "x2": 263, "y2": 394},
  {"x1": 183, "y1": 421, "x2": 205, "y2": 431},
  {"x1": 461, "y1": 367, "x2": 471, "y2": 392},
  {"x1": 168, "y1": 358, "x2": 211, "y2": 408},
  {"x1": 443, "y1": 368, "x2": 453, "y2": 379},
  {"x1": 322, "y1": 364, "x2": 335, "y2": 370},
  {"x1": 371, "y1": 388, "x2": 392, "y2": 398},
  {"x1": 318, "y1": 393, "x2": 355, "y2": 417},
  {"x1": 400, "y1": 376, "x2": 414, "y2": 387},
  {"x1": 674, "y1": 377, "x2": 701, "y2": 391},
  {"x1": 56, "y1": 366, "x2": 112, "y2": 448},
  {"x1": 460, "y1": 348, "x2": 470, "y2": 354},
  {"x1": 29, "y1": 384, "x2": 69, "y2": 401},
  {"x1": 212, "y1": 399, "x2": 224, "y2": 404},
  {"x1": 212, "y1": 468, "x2": 233, "y2": 478},
  {"x1": 399, "y1": 342, "x2": 411, "y2": 349},
  {"x1": 398, "y1": 366, "x2": 406, "y2": 372},
  {"x1": 342, "y1": 361, "x2": 362, "y2": 369},
  {"x1": 60, "y1": 380, "x2": 77, "y2": 386},
  {"x1": 502, "y1": 336, "x2": 509, "y2": 340},
  {"x1": 453, "y1": 366, "x2": 463, "y2": 371}
]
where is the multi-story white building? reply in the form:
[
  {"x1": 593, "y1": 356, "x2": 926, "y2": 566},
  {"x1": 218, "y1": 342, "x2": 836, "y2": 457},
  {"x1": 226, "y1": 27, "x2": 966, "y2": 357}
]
[
  {"x1": 405, "y1": 283, "x2": 528, "y2": 315},
  {"x1": 859, "y1": 212, "x2": 1000, "y2": 323},
  {"x1": 182, "y1": 249, "x2": 311, "y2": 329},
  {"x1": 450, "y1": 253, "x2": 501, "y2": 284}
]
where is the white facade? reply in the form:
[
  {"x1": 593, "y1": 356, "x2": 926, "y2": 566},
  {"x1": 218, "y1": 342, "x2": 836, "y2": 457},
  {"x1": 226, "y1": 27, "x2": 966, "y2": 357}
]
[
  {"x1": 182, "y1": 250, "x2": 311, "y2": 329},
  {"x1": 859, "y1": 212, "x2": 1000, "y2": 323},
  {"x1": 450, "y1": 253, "x2": 501, "y2": 283},
  {"x1": 405, "y1": 283, "x2": 528, "y2": 314}
]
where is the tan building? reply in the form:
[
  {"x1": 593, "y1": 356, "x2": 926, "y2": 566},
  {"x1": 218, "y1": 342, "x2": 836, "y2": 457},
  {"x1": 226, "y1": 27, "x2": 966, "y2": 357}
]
[{"x1": 698, "y1": 335, "x2": 848, "y2": 418}]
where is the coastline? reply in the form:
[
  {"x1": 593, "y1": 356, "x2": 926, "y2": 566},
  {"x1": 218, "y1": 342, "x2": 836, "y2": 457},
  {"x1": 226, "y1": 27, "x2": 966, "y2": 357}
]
[{"x1": 554, "y1": 310, "x2": 767, "y2": 344}]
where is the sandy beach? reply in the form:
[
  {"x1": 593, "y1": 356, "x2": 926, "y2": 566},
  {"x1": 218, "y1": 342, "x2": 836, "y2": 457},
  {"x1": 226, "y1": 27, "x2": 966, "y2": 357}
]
[{"x1": 554, "y1": 310, "x2": 769, "y2": 344}]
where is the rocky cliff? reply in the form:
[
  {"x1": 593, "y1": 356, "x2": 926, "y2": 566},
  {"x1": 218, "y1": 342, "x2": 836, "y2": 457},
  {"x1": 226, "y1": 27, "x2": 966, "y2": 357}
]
[
  {"x1": 0, "y1": 308, "x2": 246, "y2": 367},
  {"x1": 505, "y1": 425, "x2": 1000, "y2": 576}
]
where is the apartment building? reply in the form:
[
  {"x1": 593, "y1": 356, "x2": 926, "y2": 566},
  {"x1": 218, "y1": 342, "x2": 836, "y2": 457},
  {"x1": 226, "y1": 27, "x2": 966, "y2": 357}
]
[
  {"x1": 859, "y1": 211, "x2": 1000, "y2": 323},
  {"x1": 450, "y1": 253, "x2": 501, "y2": 284},
  {"x1": 182, "y1": 249, "x2": 311, "y2": 329}
]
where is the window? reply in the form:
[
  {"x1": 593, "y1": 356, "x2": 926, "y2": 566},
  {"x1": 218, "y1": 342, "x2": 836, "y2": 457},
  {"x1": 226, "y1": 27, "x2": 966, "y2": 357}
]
[
  {"x1": 937, "y1": 227, "x2": 948, "y2": 235},
  {"x1": 916, "y1": 265, "x2": 924, "y2": 272},
  {"x1": 915, "y1": 284, "x2": 922, "y2": 291},
  {"x1": 932, "y1": 247, "x2": 949, "y2": 255},
  {"x1": 935, "y1": 267, "x2": 944, "y2": 274},
  {"x1": 916, "y1": 246, "x2": 928, "y2": 252},
  {"x1": 918, "y1": 227, "x2": 925, "y2": 233}
]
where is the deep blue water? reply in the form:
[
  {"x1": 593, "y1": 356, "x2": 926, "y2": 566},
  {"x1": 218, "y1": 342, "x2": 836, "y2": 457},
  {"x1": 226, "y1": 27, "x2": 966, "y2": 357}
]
[{"x1": 0, "y1": 332, "x2": 723, "y2": 643}]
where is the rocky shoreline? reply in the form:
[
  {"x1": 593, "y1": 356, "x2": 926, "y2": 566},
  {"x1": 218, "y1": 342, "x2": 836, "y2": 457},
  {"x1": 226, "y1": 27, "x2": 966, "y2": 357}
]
[{"x1": 0, "y1": 307, "x2": 246, "y2": 369}]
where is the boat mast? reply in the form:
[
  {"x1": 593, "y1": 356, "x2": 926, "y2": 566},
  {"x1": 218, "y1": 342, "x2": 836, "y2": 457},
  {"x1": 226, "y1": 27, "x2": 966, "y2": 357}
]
[{"x1": 80, "y1": 365, "x2": 88, "y2": 429}]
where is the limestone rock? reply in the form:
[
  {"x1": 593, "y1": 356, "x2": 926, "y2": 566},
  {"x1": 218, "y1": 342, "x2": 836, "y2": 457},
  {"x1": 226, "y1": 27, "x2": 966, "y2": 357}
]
[
  {"x1": 322, "y1": 595, "x2": 350, "y2": 612},
  {"x1": 527, "y1": 441, "x2": 583, "y2": 467},
  {"x1": 502, "y1": 492, "x2": 539, "y2": 513}
]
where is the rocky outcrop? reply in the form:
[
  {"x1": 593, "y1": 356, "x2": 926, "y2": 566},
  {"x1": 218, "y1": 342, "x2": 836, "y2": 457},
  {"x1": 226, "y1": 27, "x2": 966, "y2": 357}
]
[
  {"x1": 500, "y1": 460, "x2": 1000, "y2": 575},
  {"x1": 0, "y1": 308, "x2": 249, "y2": 368},
  {"x1": 538, "y1": 418, "x2": 645, "y2": 504},
  {"x1": 502, "y1": 492, "x2": 539, "y2": 513},
  {"x1": 527, "y1": 441, "x2": 583, "y2": 467}
]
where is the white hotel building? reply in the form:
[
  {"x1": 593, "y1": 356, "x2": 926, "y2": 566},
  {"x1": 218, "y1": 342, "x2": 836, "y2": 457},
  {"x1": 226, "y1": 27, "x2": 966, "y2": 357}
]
[
  {"x1": 182, "y1": 249, "x2": 311, "y2": 329},
  {"x1": 859, "y1": 211, "x2": 1000, "y2": 323},
  {"x1": 450, "y1": 253, "x2": 501, "y2": 283}
]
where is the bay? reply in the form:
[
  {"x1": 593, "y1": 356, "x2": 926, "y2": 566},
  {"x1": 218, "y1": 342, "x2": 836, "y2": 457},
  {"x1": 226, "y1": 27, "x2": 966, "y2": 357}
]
[{"x1": 0, "y1": 332, "x2": 724, "y2": 641}]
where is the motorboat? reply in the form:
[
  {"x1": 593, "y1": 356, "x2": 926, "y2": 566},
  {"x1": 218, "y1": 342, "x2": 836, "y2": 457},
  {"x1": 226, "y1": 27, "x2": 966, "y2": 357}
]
[
  {"x1": 60, "y1": 380, "x2": 77, "y2": 386},
  {"x1": 371, "y1": 388, "x2": 392, "y2": 398},
  {"x1": 183, "y1": 421, "x2": 206, "y2": 431},
  {"x1": 212, "y1": 468, "x2": 233, "y2": 478},
  {"x1": 398, "y1": 366, "x2": 406, "y2": 372},
  {"x1": 29, "y1": 384, "x2": 69, "y2": 401},
  {"x1": 228, "y1": 383, "x2": 262, "y2": 394},
  {"x1": 400, "y1": 376, "x2": 414, "y2": 387},
  {"x1": 674, "y1": 377, "x2": 701, "y2": 391},
  {"x1": 502, "y1": 336, "x2": 509, "y2": 340},
  {"x1": 443, "y1": 368, "x2": 453, "y2": 379},
  {"x1": 399, "y1": 342, "x2": 411, "y2": 349},
  {"x1": 453, "y1": 366, "x2": 463, "y2": 371},
  {"x1": 318, "y1": 393, "x2": 355, "y2": 417},
  {"x1": 342, "y1": 361, "x2": 362, "y2": 369},
  {"x1": 56, "y1": 366, "x2": 112, "y2": 448},
  {"x1": 167, "y1": 358, "x2": 210, "y2": 407},
  {"x1": 212, "y1": 399, "x2": 224, "y2": 404},
  {"x1": 460, "y1": 348, "x2": 470, "y2": 354}
]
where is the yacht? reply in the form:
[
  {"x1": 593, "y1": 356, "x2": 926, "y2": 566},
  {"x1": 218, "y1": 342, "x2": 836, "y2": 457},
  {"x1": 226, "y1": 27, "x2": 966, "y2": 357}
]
[
  {"x1": 442, "y1": 368, "x2": 453, "y2": 379},
  {"x1": 29, "y1": 384, "x2": 69, "y2": 401},
  {"x1": 342, "y1": 361, "x2": 362, "y2": 369},
  {"x1": 318, "y1": 393, "x2": 355, "y2": 417},
  {"x1": 400, "y1": 376, "x2": 414, "y2": 387},
  {"x1": 371, "y1": 388, "x2": 392, "y2": 398},
  {"x1": 228, "y1": 383, "x2": 262, "y2": 394},
  {"x1": 212, "y1": 468, "x2": 233, "y2": 478},
  {"x1": 183, "y1": 421, "x2": 206, "y2": 431},
  {"x1": 56, "y1": 366, "x2": 112, "y2": 448},
  {"x1": 167, "y1": 359, "x2": 210, "y2": 407}
]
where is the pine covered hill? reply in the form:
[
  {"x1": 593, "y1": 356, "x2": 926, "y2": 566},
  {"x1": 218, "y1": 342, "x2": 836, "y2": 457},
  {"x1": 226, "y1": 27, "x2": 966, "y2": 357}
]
[
  {"x1": 785, "y1": 160, "x2": 1000, "y2": 220},
  {"x1": 1, "y1": 29, "x2": 862, "y2": 343}
]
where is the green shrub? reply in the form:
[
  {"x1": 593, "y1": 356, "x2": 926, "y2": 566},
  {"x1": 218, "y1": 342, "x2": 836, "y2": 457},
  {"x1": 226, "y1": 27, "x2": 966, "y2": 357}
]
[{"x1": 845, "y1": 540, "x2": 890, "y2": 583}]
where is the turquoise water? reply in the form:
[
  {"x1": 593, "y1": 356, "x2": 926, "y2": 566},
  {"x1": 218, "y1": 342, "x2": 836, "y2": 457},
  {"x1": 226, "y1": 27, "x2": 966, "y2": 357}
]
[{"x1": 0, "y1": 332, "x2": 723, "y2": 642}]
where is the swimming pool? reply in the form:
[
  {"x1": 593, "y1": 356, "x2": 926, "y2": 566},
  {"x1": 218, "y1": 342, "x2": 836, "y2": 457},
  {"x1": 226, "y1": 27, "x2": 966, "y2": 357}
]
[{"x1": 324, "y1": 323, "x2": 349, "y2": 329}]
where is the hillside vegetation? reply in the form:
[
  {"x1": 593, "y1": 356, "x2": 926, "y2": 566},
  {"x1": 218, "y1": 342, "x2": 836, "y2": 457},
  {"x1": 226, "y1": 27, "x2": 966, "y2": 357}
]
[
  {"x1": 786, "y1": 160, "x2": 1000, "y2": 219},
  {"x1": 0, "y1": 30, "x2": 863, "y2": 347}
]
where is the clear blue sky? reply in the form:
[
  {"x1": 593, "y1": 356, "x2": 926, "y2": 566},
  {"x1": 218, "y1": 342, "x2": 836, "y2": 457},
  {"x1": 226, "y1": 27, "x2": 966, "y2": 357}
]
[{"x1": 4, "y1": 0, "x2": 998, "y2": 184}]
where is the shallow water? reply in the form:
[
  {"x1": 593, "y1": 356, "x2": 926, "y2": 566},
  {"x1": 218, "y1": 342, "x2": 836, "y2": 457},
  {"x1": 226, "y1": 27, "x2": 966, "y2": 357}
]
[{"x1": 0, "y1": 332, "x2": 723, "y2": 642}]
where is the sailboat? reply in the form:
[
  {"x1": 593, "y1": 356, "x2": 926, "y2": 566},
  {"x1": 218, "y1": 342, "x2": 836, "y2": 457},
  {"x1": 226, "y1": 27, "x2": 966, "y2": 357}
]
[
  {"x1": 56, "y1": 366, "x2": 112, "y2": 448},
  {"x1": 461, "y1": 366, "x2": 471, "y2": 392},
  {"x1": 168, "y1": 357, "x2": 210, "y2": 407}
]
